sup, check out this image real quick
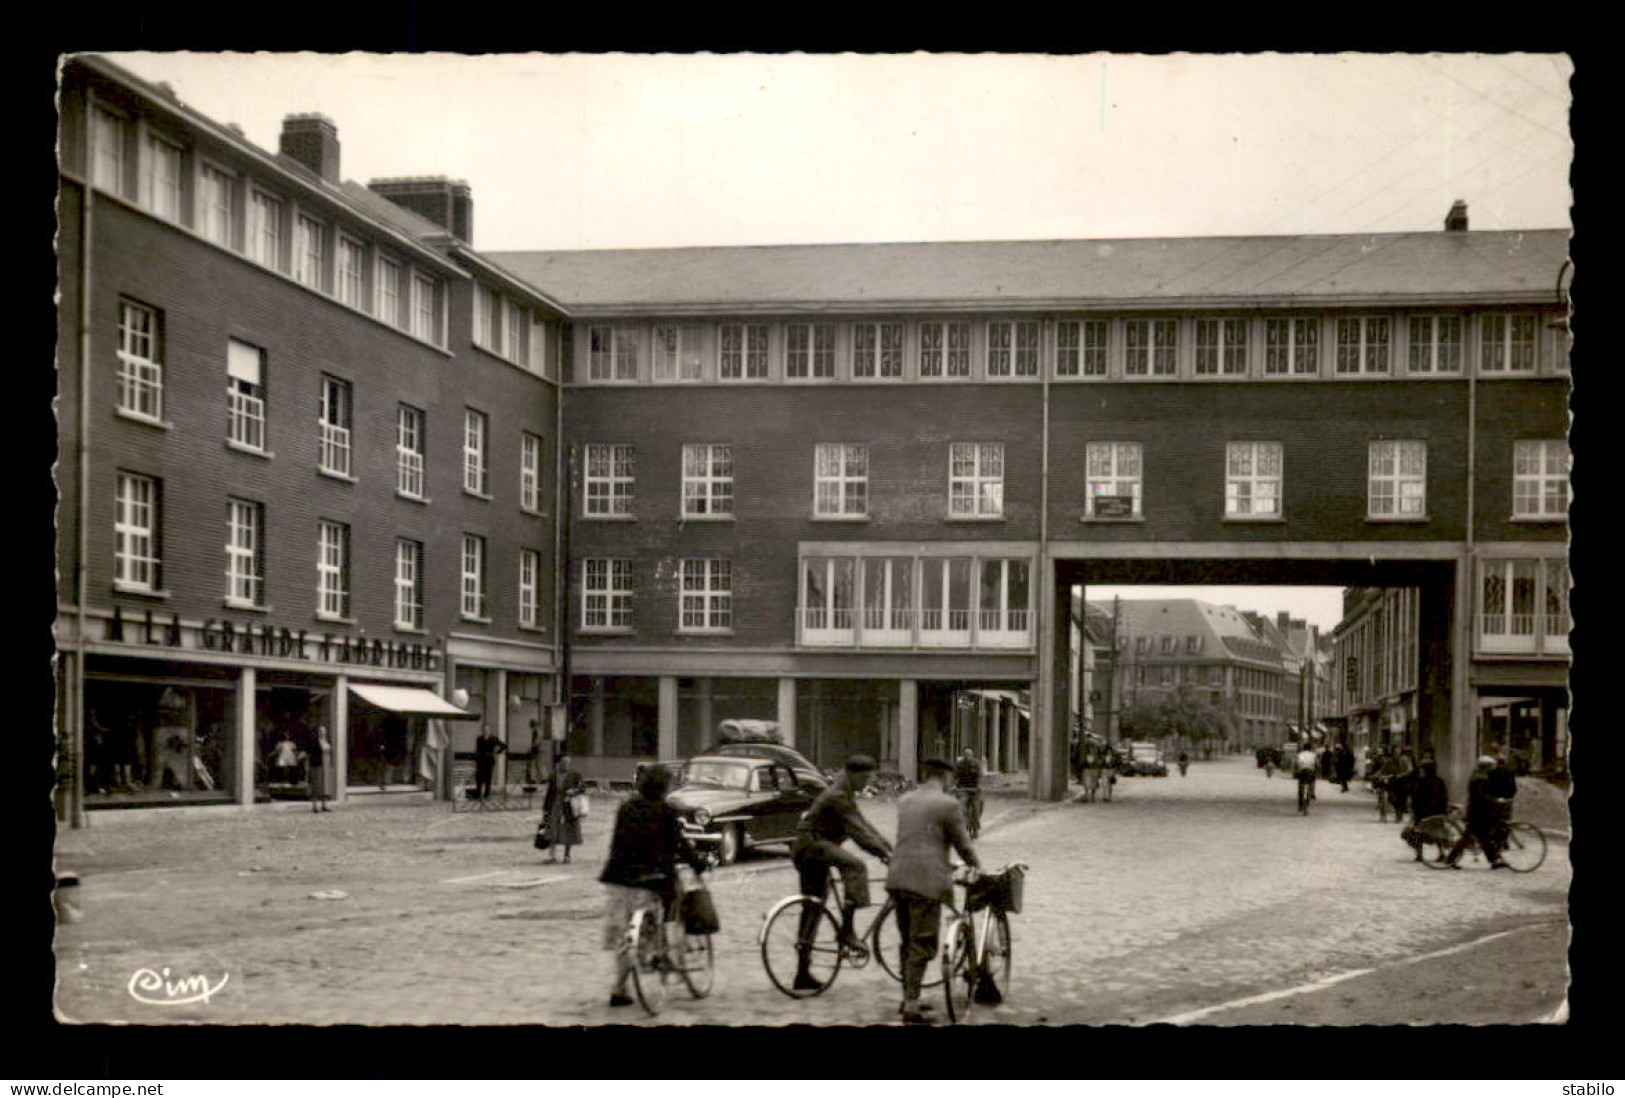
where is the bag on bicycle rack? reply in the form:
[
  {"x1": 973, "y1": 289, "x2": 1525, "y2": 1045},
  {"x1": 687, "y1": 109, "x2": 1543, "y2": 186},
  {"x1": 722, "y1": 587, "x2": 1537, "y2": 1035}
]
[
  {"x1": 679, "y1": 883, "x2": 721, "y2": 935},
  {"x1": 967, "y1": 865, "x2": 1025, "y2": 915}
]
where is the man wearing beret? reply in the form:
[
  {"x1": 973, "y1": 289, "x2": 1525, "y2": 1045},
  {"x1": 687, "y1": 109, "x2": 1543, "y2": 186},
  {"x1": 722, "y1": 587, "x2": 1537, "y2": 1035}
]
[
  {"x1": 887, "y1": 756, "x2": 981, "y2": 1024},
  {"x1": 789, "y1": 754, "x2": 893, "y2": 992}
]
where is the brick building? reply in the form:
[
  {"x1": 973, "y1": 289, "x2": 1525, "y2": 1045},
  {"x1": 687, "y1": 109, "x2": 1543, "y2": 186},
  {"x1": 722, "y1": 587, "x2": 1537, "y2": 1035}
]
[{"x1": 55, "y1": 56, "x2": 1570, "y2": 816}]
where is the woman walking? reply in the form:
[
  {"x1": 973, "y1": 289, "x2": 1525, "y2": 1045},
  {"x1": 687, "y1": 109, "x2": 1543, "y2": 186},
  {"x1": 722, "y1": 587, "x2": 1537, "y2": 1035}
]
[
  {"x1": 542, "y1": 753, "x2": 585, "y2": 864},
  {"x1": 307, "y1": 726, "x2": 333, "y2": 813}
]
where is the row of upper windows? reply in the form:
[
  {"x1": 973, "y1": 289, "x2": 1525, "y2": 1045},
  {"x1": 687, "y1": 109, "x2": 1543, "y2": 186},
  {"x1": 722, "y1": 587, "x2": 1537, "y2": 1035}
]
[
  {"x1": 116, "y1": 299, "x2": 548, "y2": 511},
  {"x1": 575, "y1": 312, "x2": 1566, "y2": 385},
  {"x1": 580, "y1": 439, "x2": 1571, "y2": 524},
  {"x1": 88, "y1": 102, "x2": 446, "y2": 345},
  {"x1": 112, "y1": 473, "x2": 547, "y2": 631}
]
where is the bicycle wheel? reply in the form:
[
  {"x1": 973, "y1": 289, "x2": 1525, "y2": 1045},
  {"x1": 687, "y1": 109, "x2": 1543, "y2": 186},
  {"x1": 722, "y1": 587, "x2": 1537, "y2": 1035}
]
[
  {"x1": 760, "y1": 896, "x2": 843, "y2": 998},
  {"x1": 1297, "y1": 781, "x2": 1311, "y2": 815},
  {"x1": 942, "y1": 917, "x2": 977, "y2": 1023},
  {"x1": 1417, "y1": 815, "x2": 1463, "y2": 869},
  {"x1": 871, "y1": 895, "x2": 945, "y2": 989},
  {"x1": 984, "y1": 909, "x2": 1012, "y2": 1001},
  {"x1": 676, "y1": 927, "x2": 715, "y2": 998},
  {"x1": 626, "y1": 906, "x2": 668, "y2": 1015},
  {"x1": 1499, "y1": 822, "x2": 1547, "y2": 873}
]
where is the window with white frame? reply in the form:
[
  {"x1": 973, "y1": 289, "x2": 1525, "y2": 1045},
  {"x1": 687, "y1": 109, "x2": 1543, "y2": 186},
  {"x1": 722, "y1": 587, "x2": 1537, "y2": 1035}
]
[
  {"x1": 802, "y1": 556, "x2": 856, "y2": 639},
  {"x1": 90, "y1": 106, "x2": 127, "y2": 194},
  {"x1": 248, "y1": 190, "x2": 284, "y2": 270},
  {"x1": 198, "y1": 163, "x2": 234, "y2": 247},
  {"x1": 1544, "y1": 558, "x2": 1570, "y2": 649},
  {"x1": 588, "y1": 325, "x2": 640, "y2": 381},
  {"x1": 680, "y1": 559, "x2": 732, "y2": 631},
  {"x1": 336, "y1": 236, "x2": 366, "y2": 309},
  {"x1": 474, "y1": 284, "x2": 498, "y2": 349},
  {"x1": 318, "y1": 376, "x2": 352, "y2": 478},
  {"x1": 987, "y1": 321, "x2": 1040, "y2": 377},
  {"x1": 376, "y1": 256, "x2": 402, "y2": 327},
  {"x1": 949, "y1": 442, "x2": 1004, "y2": 518},
  {"x1": 853, "y1": 322, "x2": 904, "y2": 378},
  {"x1": 504, "y1": 300, "x2": 525, "y2": 362},
  {"x1": 114, "y1": 472, "x2": 160, "y2": 592},
  {"x1": 919, "y1": 557, "x2": 972, "y2": 641},
  {"x1": 1224, "y1": 441, "x2": 1283, "y2": 518},
  {"x1": 720, "y1": 323, "x2": 769, "y2": 380},
  {"x1": 461, "y1": 534, "x2": 487, "y2": 620},
  {"x1": 1056, "y1": 320, "x2": 1108, "y2": 377},
  {"x1": 1407, "y1": 315, "x2": 1463, "y2": 374},
  {"x1": 1480, "y1": 312, "x2": 1539, "y2": 373},
  {"x1": 520, "y1": 432, "x2": 544, "y2": 513},
  {"x1": 918, "y1": 321, "x2": 973, "y2": 378},
  {"x1": 225, "y1": 499, "x2": 264, "y2": 607},
  {"x1": 584, "y1": 443, "x2": 635, "y2": 516},
  {"x1": 861, "y1": 557, "x2": 914, "y2": 639},
  {"x1": 1368, "y1": 440, "x2": 1427, "y2": 518},
  {"x1": 463, "y1": 409, "x2": 489, "y2": 496},
  {"x1": 1512, "y1": 440, "x2": 1569, "y2": 519},
  {"x1": 1085, "y1": 442, "x2": 1142, "y2": 518},
  {"x1": 582, "y1": 558, "x2": 634, "y2": 630},
  {"x1": 682, "y1": 444, "x2": 734, "y2": 517},
  {"x1": 1479, "y1": 558, "x2": 1539, "y2": 651},
  {"x1": 1125, "y1": 319, "x2": 1178, "y2": 376},
  {"x1": 394, "y1": 539, "x2": 424, "y2": 630},
  {"x1": 294, "y1": 214, "x2": 326, "y2": 290},
  {"x1": 316, "y1": 519, "x2": 351, "y2": 619},
  {"x1": 785, "y1": 323, "x2": 836, "y2": 379},
  {"x1": 978, "y1": 559, "x2": 1031, "y2": 642},
  {"x1": 116, "y1": 300, "x2": 163, "y2": 421},
  {"x1": 411, "y1": 274, "x2": 437, "y2": 341},
  {"x1": 1264, "y1": 317, "x2": 1320, "y2": 375},
  {"x1": 1195, "y1": 318, "x2": 1249, "y2": 376},
  {"x1": 226, "y1": 339, "x2": 266, "y2": 452},
  {"x1": 1335, "y1": 316, "x2": 1391, "y2": 374},
  {"x1": 396, "y1": 404, "x2": 426, "y2": 499},
  {"x1": 814, "y1": 443, "x2": 868, "y2": 517},
  {"x1": 653, "y1": 325, "x2": 705, "y2": 381},
  {"x1": 519, "y1": 548, "x2": 541, "y2": 628},
  {"x1": 141, "y1": 133, "x2": 183, "y2": 222}
]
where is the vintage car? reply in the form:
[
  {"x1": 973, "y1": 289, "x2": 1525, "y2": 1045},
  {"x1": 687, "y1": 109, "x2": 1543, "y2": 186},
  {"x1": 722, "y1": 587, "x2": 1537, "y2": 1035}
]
[
  {"x1": 668, "y1": 753, "x2": 828, "y2": 865},
  {"x1": 1118, "y1": 741, "x2": 1169, "y2": 777}
]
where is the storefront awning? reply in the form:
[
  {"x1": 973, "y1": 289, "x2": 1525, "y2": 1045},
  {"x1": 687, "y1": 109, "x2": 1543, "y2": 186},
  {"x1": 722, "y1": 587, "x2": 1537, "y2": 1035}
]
[{"x1": 348, "y1": 683, "x2": 479, "y2": 719}]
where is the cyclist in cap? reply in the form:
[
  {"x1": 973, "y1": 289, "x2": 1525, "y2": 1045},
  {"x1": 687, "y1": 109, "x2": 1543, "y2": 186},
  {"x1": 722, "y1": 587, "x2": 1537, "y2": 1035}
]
[{"x1": 788, "y1": 754, "x2": 893, "y2": 991}]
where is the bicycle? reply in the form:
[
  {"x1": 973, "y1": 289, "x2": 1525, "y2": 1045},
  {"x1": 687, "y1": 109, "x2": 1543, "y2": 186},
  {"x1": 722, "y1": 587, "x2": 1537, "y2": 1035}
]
[
  {"x1": 621, "y1": 869, "x2": 716, "y2": 1015},
  {"x1": 1415, "y1": 803, "x2": 1547, "y2": 873},
  {"x1": 942, "y1": 863, "x2": 1026, "y2": 1024},
  {"x1": 1295, "y1": 769, "x2": 1316, "y2": 815},
  {"x1": 955, "y1": 786, "x2": 983, "y2": 838},
  {"x1": 759, "y1": 869, "x2": 930, "y2": 998}
]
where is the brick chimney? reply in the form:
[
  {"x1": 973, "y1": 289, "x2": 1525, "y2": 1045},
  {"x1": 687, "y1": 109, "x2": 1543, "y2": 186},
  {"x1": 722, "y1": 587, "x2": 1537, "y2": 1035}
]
[
  {"x1": 280, "y1": 113, "x2": 341, "y2": 183},
  {"x1": 368, "y1": 177, "x2": 473, "y2": 246},
  {"x1": 1277, "y1": 611, "x2": 1291, "y2": 634},
  {"x1": 1444, "y1": 199, "x2": 1469, "y2": 232}
]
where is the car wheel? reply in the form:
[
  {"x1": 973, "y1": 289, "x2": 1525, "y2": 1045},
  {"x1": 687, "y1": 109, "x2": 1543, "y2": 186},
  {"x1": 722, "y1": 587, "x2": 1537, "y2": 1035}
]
[{"x1": 717, "y1": 824, "x2": 742, "y2": 866}]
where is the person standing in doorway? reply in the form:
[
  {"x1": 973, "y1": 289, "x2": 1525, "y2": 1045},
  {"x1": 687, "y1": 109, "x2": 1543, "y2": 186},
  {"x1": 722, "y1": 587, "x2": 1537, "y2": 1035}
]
[
  {"x1": 887, "y1": 757, "x2": 980, "y2": 1025},
  {"x1": 272, "y1": 732, "x2": 300, "y2": 786},
  {"x1": 307, "y1": 726, "x2": 333, "y2": 813},
  {"x1": 543, "y1": 753, "x2": 585, "y2": 864},
  {"x1": 474, "y1": 725, "x2": 506, "y2": 801}
]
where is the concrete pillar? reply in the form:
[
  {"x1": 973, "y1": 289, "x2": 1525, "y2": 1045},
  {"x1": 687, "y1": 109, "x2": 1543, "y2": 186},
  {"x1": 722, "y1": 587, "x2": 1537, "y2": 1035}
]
[
  {"x1": 777, "y1": 677, "x2": 797, "y2": 753},
  {"x1": 332, "y1": 674, "x2": 348, "y2": 804},
  {"x1": 492, "y1": 667, "x2": 509, "y2": 789},
  {"x1": 1032, "y1": 558, "x2": 1071, "y2": 801},
  {"x1": 1418, "y1": 558, "x2": 1474, "y2": 797},
  {"x1": 588, "y1": 677, "x2": 606, "y2": 756},
  {"x1": 1004, "y1": 700, "x2": 1018, "y2": 773},
  {"x1": 658, "y1": 676, "x2": 679, "y2": 760},
  {"x1": 236, "y1": 665, "x2": 257, "y2": 806},
  {"x1": 898, "y1": 680, "x2": 918, "y2": 782},
  {"x1": 696, "y1": 677, "x2": 713, "y2": 747}
]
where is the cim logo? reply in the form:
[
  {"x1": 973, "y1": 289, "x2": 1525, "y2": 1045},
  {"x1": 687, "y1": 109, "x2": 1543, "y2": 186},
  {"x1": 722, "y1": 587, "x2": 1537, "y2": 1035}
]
[{"x1": 127, "y1": 966, "x2": 230, "y2": 1006}]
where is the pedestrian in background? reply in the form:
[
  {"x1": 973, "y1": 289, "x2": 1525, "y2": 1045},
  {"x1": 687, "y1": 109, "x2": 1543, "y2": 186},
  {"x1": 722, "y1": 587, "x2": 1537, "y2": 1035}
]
[
  {"x1": 1390, "y1": 748, "x2": 1417, "y2": 823},
  {"x1": 1447, "y1": 756, "x2": 1510, "y2": 869},
  {"x1": 598, "y1": 763, "x2": 707, "y2": 1007},
  {"x1": 542, "y1": 752, "x2": 585, "y2": 864},
  {"x1": 272, "y1": 732, "x2": 300, "y2": 786},
  {"x1": 886, "y1": 757, "x2": 979, "y2": 1025},
  {"x1": 1334, "y1": 742, "x2": 1356, "y2": 793},
  {"x1": 307, "y1": 726, "x2": 333, "y2": 813},
  {"x1": 473, "y1": 725, "x2": 506, "y2": 801},
  {"x1": 1405, "y1": 757, "x2": 1450, "y2": 862}
]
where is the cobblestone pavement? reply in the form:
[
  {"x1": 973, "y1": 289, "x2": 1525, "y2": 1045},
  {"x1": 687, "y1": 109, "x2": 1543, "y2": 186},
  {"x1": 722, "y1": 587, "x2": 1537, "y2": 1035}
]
[{"x1": 51, "y1": 757, "x2": 1571, "y2": 1027}]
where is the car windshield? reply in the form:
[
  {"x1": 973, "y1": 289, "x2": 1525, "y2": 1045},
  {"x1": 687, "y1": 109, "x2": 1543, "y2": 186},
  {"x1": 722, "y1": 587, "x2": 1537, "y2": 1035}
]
[{"x1": 680, "y1": 760, "x2": 752, "y2": 791}]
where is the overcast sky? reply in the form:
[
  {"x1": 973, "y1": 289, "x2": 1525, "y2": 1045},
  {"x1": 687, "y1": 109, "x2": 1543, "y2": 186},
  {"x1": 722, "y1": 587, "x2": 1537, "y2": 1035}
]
[
  {"x1": 100, "y1": 51, "x2": 1573, "y2": 251},
  {"x1": 91, "y1": 52, "x2": 1571, "y2": 635}
]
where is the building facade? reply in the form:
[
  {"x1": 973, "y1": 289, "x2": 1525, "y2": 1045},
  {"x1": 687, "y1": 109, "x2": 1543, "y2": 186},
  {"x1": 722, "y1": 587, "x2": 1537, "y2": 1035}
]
[{"x1": 55, "y1": 57, "x2": 1571, "y2": 817}]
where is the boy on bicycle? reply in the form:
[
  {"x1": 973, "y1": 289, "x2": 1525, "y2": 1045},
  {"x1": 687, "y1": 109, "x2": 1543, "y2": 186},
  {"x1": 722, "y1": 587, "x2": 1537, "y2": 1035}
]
[
  {"x1": 1294, "y1": 744, "x2": 1318, "y2": 815},
  {"x1": 789, "y1": 755, "x2": 893, "y2": 991},
  {"x1": 953, "y1": 749, "x2": 983, "y2": 835}
]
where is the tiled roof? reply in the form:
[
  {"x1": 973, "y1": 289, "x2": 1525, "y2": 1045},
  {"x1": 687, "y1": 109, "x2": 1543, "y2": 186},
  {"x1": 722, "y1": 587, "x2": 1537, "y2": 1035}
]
[{"x1": 485, "y1": 229, "x2": 1569, "y2": 313}]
